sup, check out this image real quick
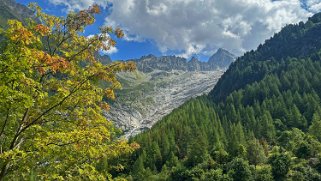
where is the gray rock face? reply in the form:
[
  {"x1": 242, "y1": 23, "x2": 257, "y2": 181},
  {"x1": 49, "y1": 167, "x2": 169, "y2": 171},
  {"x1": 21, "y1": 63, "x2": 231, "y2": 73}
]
[
  {"x1": 208, "y1": 48, "x2": 236, "y2": 68},
  {"x1": 95, "y1": 53, "x2": 112, "y2": 65},
  {"x1": 105, "y1": 70, "x2": 224, "y2": 137},
  {"x1": 133, "y1": 48, "x2": 235, "y2": 73},
  {"x1": 104, "y1": 50, "x2": 235, "y2": 137}
]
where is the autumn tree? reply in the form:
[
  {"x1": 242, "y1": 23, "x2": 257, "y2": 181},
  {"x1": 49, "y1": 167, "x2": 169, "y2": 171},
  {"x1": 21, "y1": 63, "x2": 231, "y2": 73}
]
[{"x1": 0, "y1": 3, "x2": 137, "y2": 180}]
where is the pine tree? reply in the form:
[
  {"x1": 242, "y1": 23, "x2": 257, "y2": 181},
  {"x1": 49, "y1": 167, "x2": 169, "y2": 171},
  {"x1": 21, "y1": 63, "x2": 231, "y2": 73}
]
[
  {"x1": 309, "y1": 112, "x2": 321, "y2": 141},
  {"x1": 247, "y1": 139, "x2": 267, "y2": 167},
  {"x1": 261, "y1": 111, "x2": 276, "y2": 141},
  {"x1": 289, "y1": 105, "x2": 308, "y2": 130},
  {"x1": 185, "y1": 133, "x2": 208, "y2": 167},
  {"x1": 132, "y1": 153, "x2": 146, "y2": 179}
]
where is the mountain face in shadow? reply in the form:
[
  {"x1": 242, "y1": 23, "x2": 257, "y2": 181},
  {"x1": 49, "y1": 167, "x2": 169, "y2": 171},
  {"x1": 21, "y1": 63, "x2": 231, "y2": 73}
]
[{"x1": 0, "y1": 0, "x2": 33, "y2": 28}]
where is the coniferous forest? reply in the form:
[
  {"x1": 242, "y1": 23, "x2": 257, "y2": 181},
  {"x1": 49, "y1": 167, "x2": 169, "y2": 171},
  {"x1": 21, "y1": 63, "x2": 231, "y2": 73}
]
[{"x1": 111, "y1": 13, "x2": 321, "y2": 180}]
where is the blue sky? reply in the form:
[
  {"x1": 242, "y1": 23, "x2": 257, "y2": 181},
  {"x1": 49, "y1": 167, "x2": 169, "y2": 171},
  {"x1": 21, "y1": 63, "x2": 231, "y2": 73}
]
[
  {"x1": 16, "y1": 0, "x2": 320, "y2": 61},
  {"x1": 16, "y1": 0, "x2": 164, "y2": 61}
]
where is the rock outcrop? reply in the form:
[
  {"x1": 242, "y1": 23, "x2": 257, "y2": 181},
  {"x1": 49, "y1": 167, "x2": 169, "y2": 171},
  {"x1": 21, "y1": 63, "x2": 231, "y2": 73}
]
[{"x1": 133, "y1": 48, "x2": 235, "y2": 73}]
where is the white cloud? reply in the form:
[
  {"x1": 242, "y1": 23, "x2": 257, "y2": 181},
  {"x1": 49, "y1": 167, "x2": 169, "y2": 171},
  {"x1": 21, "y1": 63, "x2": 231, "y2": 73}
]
[
  {"x1": 306, "y1": 0, "x2": 321, "y2": 12},
  {"x1": 122, "y1": 31, "x2": 144, "y2": 42},
  {"x1": 48, "y1": 0, "x2": 108, "y2": 11},
  {"x1": 49, "y1": 0, "x2": 317, "y2": 57},
  {"x1": 101, "y1": 46, "x2": 118, "y2": 55},
  {"x1": 104, "y1": 0, "x2": 314, "y2": 56}
]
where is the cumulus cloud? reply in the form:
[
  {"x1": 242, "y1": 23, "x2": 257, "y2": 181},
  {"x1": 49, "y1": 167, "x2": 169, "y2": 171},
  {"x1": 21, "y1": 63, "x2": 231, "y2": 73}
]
[
  {"x1": 306, "y1": 0, "x2": 321, "y2": 12},
  {"x1": 48, "y1": 0, "x2": 108, "y2": 11},
  {"x1": 105, "y1": 0, "x2": 314, "y2": 57},
  {"x1": 101, "y1": 46, "x2": 118, "y2": 55},
  {"x1": 49, "y1": 0, "x2": 317, "y2": 57}
]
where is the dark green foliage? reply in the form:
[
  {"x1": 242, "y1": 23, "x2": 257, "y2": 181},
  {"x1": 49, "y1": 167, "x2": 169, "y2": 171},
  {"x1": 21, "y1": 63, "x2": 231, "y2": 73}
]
[
  {"x1": 201, "y1": 169, "x2": 228, "y2": 181},
  {"x1": 254, "y1": 166, "x2": 273, "y2": 181},
  {"x1": 290, "y1": 164, "x2": 321, "y2": 181},
  {"x1": 247, "y1": 139, "x2": 267, "y2": 167},
  {"x1": 269, "y1": 151, "x2": 291, "y2": 180},
  {"x1": 295, "y1": 142, "x2": 313, "y2": 159},
  {"x1": 227, "y1": 158, "x2": 253, "y2": 181},
  {"x1": 185, "y1": 133, "x2": 209, "y2": 167},
  {"x1": 316, "y1": 157, "x2": 321, "y2": 174},
  {"x1": 309, "y1": 112, "x2": 321, "y2": 141}
]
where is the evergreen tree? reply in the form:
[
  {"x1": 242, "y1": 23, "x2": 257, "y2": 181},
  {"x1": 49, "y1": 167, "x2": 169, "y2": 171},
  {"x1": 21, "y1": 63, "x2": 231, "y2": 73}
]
[
  {"x1": 247, "y1": 139, "x2": 267, "y2": 167},
  {"x1": 260, "y1": 111, "x2": 276, "y2": 141},
  {"x1": 185, "y1": 133, "x2": 208, "y2": 167},
  {"x1": 309, "y1": 113, "x2": 321, "y2": 141}
]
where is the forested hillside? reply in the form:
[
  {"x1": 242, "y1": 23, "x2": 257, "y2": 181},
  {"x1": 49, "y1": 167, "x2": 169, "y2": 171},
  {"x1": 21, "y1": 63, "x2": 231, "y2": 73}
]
[
  {"x1": 115, "y1": 12, "x2": 321, "y2": 180},
  {"x1": 210, "y1": 13, "x2": 321, "y2": 102}
]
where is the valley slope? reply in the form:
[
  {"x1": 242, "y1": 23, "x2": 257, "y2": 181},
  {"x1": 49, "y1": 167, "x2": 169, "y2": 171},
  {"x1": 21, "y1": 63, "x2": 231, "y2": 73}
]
[
  {"x1": 117, "y1": 12, "x2": 321, "y2": 181},
  {"x1": 105, "y1": 50, "x2": 235, "y2": 136},
  {"x1": 0, "y1": 0, "x2": 33, "y2": 28}
]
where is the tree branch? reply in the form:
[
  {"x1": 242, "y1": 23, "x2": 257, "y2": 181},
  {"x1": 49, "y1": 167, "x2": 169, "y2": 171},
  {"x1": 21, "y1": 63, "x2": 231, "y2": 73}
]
[
  {"x1": 0, "y1": 106, "x2": 11, "y2": 138},
  {"x1": 16, "y1": 74, "x2": 96, "y2": 138},
  {"x1": 46, "y1": 35, "x2": 52, "y2": 55}
]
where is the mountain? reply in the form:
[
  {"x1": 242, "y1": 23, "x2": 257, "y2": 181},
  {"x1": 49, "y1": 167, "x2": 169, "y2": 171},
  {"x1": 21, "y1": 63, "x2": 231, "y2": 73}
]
[
  {"x1": 94, "y1": 52, "x2": 112, "y2": 65},
  {"x1": 133, "y1": 49, "x2": 235, "y2": 73},
  {"x1": 105, "y1": 51, "x2": 235, "y2": 136},
  {"x1": 0, "y1": 0, "x2": 33, "y2": 28},
  {"x1": 208, "y1": 48, "x2": 236, "y2": 68},
  {"x1": 115, "y1": 12, "x2": 321, "y2": 180}
]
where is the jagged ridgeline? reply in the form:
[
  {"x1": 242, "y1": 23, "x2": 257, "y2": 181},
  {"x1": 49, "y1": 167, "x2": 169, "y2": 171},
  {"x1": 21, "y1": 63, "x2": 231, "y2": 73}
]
[{"x1": 115, "y1": 13, "x2": 321, "y2": 180}]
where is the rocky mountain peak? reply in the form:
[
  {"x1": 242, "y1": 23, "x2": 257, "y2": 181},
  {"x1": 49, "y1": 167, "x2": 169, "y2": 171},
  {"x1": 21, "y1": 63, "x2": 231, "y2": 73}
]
[
  {"x1": 134, "y1": 49, "x2": 235, "y2": 73},
  {"x1": 217, "y1": 48, "x2": 233, "y2": 55},
  {"x1": 141, "y1": 54, "x2": 157, "y2": 59},
  {"x1": 208, "y1": 48, "x2": 236, "y2": 68},
  {"x1": 210, "y1": 48, "x2": 236, "y2": 61},
  {"x1": 190, "y1": 56, "x2": 199, "y2": 62},
  {"x1": 95, "y1": 52, "x2": 112, "y2": 65}
]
